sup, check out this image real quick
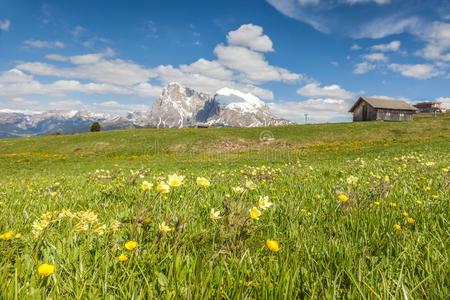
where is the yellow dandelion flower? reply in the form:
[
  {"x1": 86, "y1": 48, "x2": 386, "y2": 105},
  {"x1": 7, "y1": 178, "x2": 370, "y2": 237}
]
[
  {"x1": 0, "y1": 230, "x2": 15, "y2": 241},
  {"x1": 118, "y1": 253, "x2": 128, "y2": 262},
  {"x1": 141, "y1": 181, "x2": 153, "y2": 192},
  {"x1": 266, "y1": 240, "x2": 280, "y2": 252},
  {"x1": 167, "y1": 174, "x2": 184, "y2": 187},
  {"x1": 196, "y1": 177, "x2": 210, "y2": 188},
  {"x1": 402, "y1": 211, "x2": 409, "y2": 217},
  {"x1": 393, "y1": 224, "x2": 401, "y2": 232},
  {"x1": 124, "y1": 240, "x2": 137, "y2": 251},
  {"x1": 406, "y1": 217, "x2": 415, "y2": 224},
  {"x1": 37, "y1": 263, "x2": 55, "y2": 277},
  {"x1": 338, "y1": 194, "x2": 349, "y2": 203},
  {"x1": 373, "y1": 201, "x2": 380, "y2": 206},
  {"x1": 156, "y1": 182, "x2": 170, "y2": 194},
  {"x1": 389, "y1": 202, "x2": 397, "y2": 208},
  {"x1": 249, "y1": 207, "x2": 262, "y2": 220},
  {"x1": 159, "y1": 222, "x2": 173, "y2": 233}
]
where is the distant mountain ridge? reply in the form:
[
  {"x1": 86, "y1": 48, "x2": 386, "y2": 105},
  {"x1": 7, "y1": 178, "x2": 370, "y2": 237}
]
[{"x1": 0, "y1": 83, "x2": 292, "y2": 138}]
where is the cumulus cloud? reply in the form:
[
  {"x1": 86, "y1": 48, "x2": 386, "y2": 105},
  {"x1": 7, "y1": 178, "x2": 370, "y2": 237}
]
[
  {"x1": 297, "y1": 83, "x2": 354, "y2": 99},
  {"x1": 388, "y1": 63, "x2": 441, "y2": 79},
  {"x1": 226, "y1": 24, "x2": 274, "y2": 52},
  {"x1": 353, "y1": 62, "x2": 375, "y2": 74},
  {"x1": 23, "y1": 39, "x2": 65, "y2": 49},
  {"x1": 269, "y1": 98, "x2": 352, "y2": 123},
  {"x1": 0, "y1": 19, "x2": 10, "y2": 31},
  {"x1": 370, "y1": 40, "x2": 401, "y2": 52},
  {"x1": 363, "y1": 53, "x2": 389, "y2": 62},
  {"x1": 416, "y1": 22, "x2": 450, "y2": 62}
]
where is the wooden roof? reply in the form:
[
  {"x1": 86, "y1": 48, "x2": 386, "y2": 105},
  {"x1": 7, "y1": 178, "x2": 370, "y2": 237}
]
[{"x1": 349, "y1": 97, "x2": 418, "y2": 112}]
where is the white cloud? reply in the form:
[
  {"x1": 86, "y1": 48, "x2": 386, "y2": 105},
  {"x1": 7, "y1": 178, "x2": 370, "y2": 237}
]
[
  {"x1": 344, "y1": 0, "x2": 391, "y2": 4},
  {"x1": 0, "y1": 19, "x2": 10, "y2": 31},
  {"x1": 436, "y1": 97, "x2": 450, "y2": 109},
  {"x1": 370, "y1": 40, "x2": 401, "y2": 52},
  {"x1": 416, "y1": 22, "x2": 450, "y2": 61},
  {"x1": 363, "y1": 53, "x2": 389, "y2": 62},
  {"x1": 351, "y1": 44, "x2": 362, "y2": 50},
  {"x1": 269, "y1": 98, "x2": 352, "y2": 123},
  {"x1": 23, "y1": 39, "x2": 65, "y2": 49},
  {"x1": 297, "y1": 83, "x2": 354, "y2": 99},
  {"x1": 353, "y1": 62, "x2": 375, "y2": 74},
  {"x1": 352, "y1": 16, "x2": 421, "y2": 39},
  {"x1": 214, "y1": 44, "x2": 300, "y2": 84},
  {"x1": 226, "y1": 24, "x2": 274, "y2": 52},
  {"x1": 388, "y1": 63, "x2": 441, "y2": 79}
]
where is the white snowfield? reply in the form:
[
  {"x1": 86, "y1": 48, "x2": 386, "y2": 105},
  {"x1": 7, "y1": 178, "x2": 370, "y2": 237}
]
[{"x1": 215, "y1": 87, "x2": 266, "y2": 113}]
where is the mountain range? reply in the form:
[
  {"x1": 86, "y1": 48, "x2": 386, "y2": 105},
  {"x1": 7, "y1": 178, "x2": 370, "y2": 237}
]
[{"x1": 0, "y1": 83, "x2": 292, "y2": 138}]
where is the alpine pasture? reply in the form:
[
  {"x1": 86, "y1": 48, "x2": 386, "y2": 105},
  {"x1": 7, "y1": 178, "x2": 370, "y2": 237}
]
[{"x1": 0, "y1": 115, "x2": 449, "y2": 299}]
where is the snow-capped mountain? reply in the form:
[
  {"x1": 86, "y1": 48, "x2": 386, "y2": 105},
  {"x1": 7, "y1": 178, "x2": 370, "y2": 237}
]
[
  {"x1": 0, "y1": 83, "x2": 293, "y2": 138},
  {"x1": 140, "y1": 83, "x2": 291, "y2": 128}
]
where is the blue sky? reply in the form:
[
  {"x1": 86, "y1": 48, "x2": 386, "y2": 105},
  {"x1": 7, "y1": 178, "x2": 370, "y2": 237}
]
[{"x1": 0, "y1": 0, "x2": 449, "y2": 122}]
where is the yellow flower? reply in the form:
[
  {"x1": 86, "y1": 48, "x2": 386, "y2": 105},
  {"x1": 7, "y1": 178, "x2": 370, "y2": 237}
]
[
  {"x1": 0, "y1": 230, "x2": 15, "y2": 240},
  {"x1": 431, "y1": 194, "x2": 438, "y2": 200},
  {"x1": 389, "y1": 202, "x2": 397, "y2": 208},
  {"x1": 118, "y1": 253, "x2": 128, "y2": 262},
  {"x1": 266, "y1": 240, "x2": 280, "y2": 252},
  {"x1": 167, "y1": 174, "x2": 184, "y2": 187},
  {"x1": 141, "y1": 181, "x2": 153, "y2": 192},
  {"x1": 209, "y1": 208, "x2": 221, "y2": 220},
  {"x1": 37, "y1": 263, "x2": 55, "y2": 277},
  {"x1": 402, "y1": 211, "x2": 408, "y2": 217},
  {"x1": 406, "y1": 217, "x2": 415, "y2": 224},
  {"x1": 249, "y1": 207, "x2": 262, "y2": 220},
  {"x1": 159, "y1": 222, "x2": 173, "y2": 233},
  {"x1": 373, "y1": 201, "x2": 380, "y2": 206},
  {"x1": 196, "y1": 177, "x2": 210, "y2": 188},
  {"x1": 393, "y1": 224, "x2": 401, "y2": 232},
  {"x1": 384, "y1": 175, "x2": 390, "y2": 183},
  {"x1": 156, "y1": 182, "x2": 170, "y2": 194},
  {"x1": 258, "y1": 196, "x2": 273, "y2": 210},
  {"x1": 338, "y1": 194, "x2": 349, "y2": 203},
  {"x1": 50, "y1": 191, "x2": 57, "y2": 197},
  {"x1": 315, "y1": 194, "x2": 321, "y2": 200},
  {"x1": 15, "y1": 233, "x2": 22, "y2": 239},
  {"x1": 124, "y1": 240, "x2": 137, "y2": 251}
]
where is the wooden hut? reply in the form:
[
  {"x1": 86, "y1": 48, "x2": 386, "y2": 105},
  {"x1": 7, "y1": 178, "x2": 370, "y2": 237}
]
[
  {"x1": 349, "y1": 97, "x2": 417, "y2": 122},
  {"x1": 413, "y1": 102, "x2": 445, "y2": 113}
]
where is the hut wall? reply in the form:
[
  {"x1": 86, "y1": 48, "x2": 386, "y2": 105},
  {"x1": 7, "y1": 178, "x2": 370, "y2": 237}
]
[{"x1": 376, "y1": 109, "x2": 414, "y2": 121}]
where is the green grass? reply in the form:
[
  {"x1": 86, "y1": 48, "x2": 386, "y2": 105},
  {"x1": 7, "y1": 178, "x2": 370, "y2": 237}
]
[{"x1": 0, "y1": 116, "x2": 449, "y2": 298}]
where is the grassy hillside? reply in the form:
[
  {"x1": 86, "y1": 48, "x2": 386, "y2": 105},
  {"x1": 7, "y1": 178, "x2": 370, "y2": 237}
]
[
  {"x1": 1, "y1": 115, "x2": 450, "y2": 177},
  {"x1": 0, "y1": 117, "x2": 449, "y2": 298}
]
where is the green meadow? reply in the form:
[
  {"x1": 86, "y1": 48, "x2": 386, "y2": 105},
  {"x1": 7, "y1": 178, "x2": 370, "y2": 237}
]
[{"x1": 0, "y1": 115, "x2": 449, "y2": 298}]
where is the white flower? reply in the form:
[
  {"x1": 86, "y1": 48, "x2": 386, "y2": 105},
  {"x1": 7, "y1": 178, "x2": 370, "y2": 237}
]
[{"x1": 209, "y1": 208, "x2": 222, "y2": 220}]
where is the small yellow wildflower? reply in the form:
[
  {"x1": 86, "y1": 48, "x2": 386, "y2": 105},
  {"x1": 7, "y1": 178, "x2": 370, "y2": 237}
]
[
  {"x1": 159, "y1": 222, "x2": 173, "y2": 233},
  {"x1": 406, "y1": 217, "x2": 415, "y2": 224},
  {"x1": 37, "y1": 263, "x2": 55, "y2": 277},
  {"x1": 266, "y1": 240, "x2": 280, "y2": 252},
  {"x1": 249, "y1": 207, "x2": 262, "y2": 220},
  {"x1": 167, "y1": 174, "x2": 184, "y2": 187},
  {"x1": 209, "y1": 208, "x2": 221, "y2": 220},
  {"x1": 0, "y1": 230, "x2": 15, "y2": 240},
  {"x1": 124, "y1": 240, "x2": 137, "y2": 251},
  {"x1": 118, "y1": 253, "x2": 128, "y2": 262},
  {"x1": 393, "y1": 224, "x2": 401, "y2": 232},
  {"x1": 15, "y1": 233, "x2": 22, "y2": 239},
  {"x1": 258, "y1": 196, "x2": 273, "y2": 210},
  {"x1": 402, "y1": 211, "x2": 409, "y2": 217},
  {"x1": 141, "y1": 181, "x2": 153, "y2": 192},
  {"x1": 196, "y1": 177, "x2": 210, "y2": 188},
  {"x1": 337, "y1": 194, "x2": 349, "y2": 203},
  {"x1": 389, "y1": 202, "x2": 397, "y2": 208},
  {"x1": 49, "y1": 191, "x2": 57, "y2": 197},
  {"x1": 373, "y1": 201, "x2": 380, "y2": 206},
  {"x1": 156, "y1": 182, "x2": 170, "y2": 194}
]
